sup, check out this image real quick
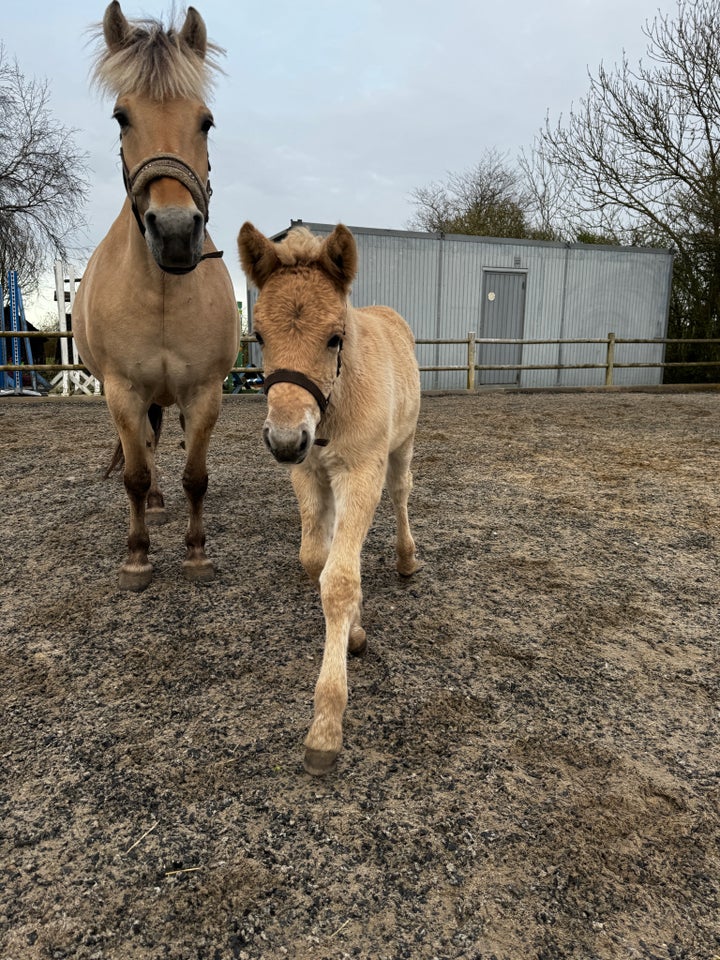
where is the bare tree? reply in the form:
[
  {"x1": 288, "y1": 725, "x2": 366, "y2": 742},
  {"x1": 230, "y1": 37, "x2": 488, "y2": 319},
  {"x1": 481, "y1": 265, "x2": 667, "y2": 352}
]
[
  {"x1": 0, "y1": 44, "x2": 89, "y2": 294},
  {"x1": 532, "y1": 0, "x2": 720, "y2": 378},
  {"x1": 408, "y1": 149, "x2": 541, "y2": 239}
]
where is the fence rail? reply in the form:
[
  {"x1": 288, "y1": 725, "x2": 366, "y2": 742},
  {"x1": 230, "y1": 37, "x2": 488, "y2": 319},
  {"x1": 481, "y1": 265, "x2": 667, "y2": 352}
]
[{"x1": 3, "y1": 330, "x2": 720, "y2": 393}]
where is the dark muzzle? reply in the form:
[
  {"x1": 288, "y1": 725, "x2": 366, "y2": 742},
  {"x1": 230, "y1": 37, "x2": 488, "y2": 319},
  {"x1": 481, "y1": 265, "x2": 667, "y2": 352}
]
[{"x1": 121, "y1": 150, "x2": 223, "y2": 274}]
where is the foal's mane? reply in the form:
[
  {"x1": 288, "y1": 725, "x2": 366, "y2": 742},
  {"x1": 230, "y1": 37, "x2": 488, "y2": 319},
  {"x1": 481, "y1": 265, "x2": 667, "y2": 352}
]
[
  {"x1": 274, "y1": 227, "x2": 326, "y2": 268},
  {"x1": 90, "y1": 11, "x2": 224, "y2": 101}
]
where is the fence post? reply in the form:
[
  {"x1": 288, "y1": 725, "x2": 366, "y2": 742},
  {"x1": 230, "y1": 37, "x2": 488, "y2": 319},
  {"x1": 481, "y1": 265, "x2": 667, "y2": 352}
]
[
  {"x1": 467, "y1": 330, "x2": 476, "y2": 391},
  {"x1": 605, "y1": 332, "x2": 616, "y2": 386},
  {"x1": 54, "y1": 261, "x2": 71, "y2": 396}
]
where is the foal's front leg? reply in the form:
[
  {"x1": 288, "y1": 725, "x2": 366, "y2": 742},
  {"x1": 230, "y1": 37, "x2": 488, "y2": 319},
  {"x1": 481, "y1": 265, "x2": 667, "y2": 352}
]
[
  {"x1": 292, "y1": 466, "x2": 334, "y2": 584},
  {"x1": 304, "y1": 465, "x2": 383, "y2": 776}
]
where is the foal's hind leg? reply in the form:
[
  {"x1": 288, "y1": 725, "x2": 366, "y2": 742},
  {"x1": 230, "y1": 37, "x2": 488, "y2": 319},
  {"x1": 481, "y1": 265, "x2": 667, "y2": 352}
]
[
  {"x1": 178, "y1": 387, "x2": 222, "y2": 582},
  {"x1": 387, "y1": 434, "x2": 420, "y2": 576}
]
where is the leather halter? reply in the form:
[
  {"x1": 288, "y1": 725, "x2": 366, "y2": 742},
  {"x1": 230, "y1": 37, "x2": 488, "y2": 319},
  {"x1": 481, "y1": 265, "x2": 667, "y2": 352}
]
[
  {"x1": 262, "y1": 335, "x2": 344, "y2": 447},
  {"x1": 263, "y1": 369, "x2": 331, "y2": 416},
  {"x1": 120, "y1": 147, "x2": 224, "y2": 273}
]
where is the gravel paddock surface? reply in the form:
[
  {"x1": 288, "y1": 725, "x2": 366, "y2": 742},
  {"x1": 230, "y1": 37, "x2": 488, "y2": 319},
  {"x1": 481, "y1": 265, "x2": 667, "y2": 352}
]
[{"x1": 1, "y1": 391, "x2": 719, "y2": 960}]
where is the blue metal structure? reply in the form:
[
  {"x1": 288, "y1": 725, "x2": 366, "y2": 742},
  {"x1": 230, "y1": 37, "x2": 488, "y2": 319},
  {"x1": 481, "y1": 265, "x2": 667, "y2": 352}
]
[{"x1": 0, "y1": 271, "x2": 46, "y2": 396}]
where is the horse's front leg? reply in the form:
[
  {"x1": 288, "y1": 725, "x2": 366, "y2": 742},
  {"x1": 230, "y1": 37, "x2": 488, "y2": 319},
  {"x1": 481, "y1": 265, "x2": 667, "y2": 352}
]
[
  {"x1": 105, "y1": 382, "x2": 154, "y2": 591},
  {"x1": 304, "y1": 465, "x2": 383, "y2": 776},
  {"x1": 179, "y1": 385, "x2": 222, "y2": 582}
]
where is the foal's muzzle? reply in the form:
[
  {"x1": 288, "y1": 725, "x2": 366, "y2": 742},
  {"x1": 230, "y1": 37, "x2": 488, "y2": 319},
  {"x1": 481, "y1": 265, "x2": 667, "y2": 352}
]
[{"x1": 263, "y1": 423, "x2": 313, "y2": 464}]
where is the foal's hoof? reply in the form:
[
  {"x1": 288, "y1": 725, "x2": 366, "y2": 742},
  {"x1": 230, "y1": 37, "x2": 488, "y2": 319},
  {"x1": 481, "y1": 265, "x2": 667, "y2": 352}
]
[
  {"x1": 348, "y1": 625, "x2": 367, "y2": 657},
  {"x1": 118, "y1": 562, "x2": 153, "y2": 592},
  {"x1": 182, "y1": 558, "x2": 215, "y2": 583},
  {"x1": 303, "y1": 747, "x2": 339, "y2": 777},
  {"x1": 398, "y1": 556, "x2": 423, "y2": 577},
  {"x1": 146, "y1": 506, "x2": 167, "y2": 526}
]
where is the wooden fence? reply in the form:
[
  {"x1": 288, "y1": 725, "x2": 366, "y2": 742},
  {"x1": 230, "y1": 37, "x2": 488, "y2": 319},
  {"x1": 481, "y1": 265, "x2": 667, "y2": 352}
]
[{"x1": 3, "y1": 330, "x2": 720, "y2": 394}]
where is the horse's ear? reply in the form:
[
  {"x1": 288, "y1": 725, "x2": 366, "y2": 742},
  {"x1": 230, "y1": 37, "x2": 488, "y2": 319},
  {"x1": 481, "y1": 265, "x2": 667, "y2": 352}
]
[
  {"x1": 238, "y1": 222, "x2": 281, "y2": 289},
  {"x1": 320, "y1": 225, "x2": 357, "y2": 293},
  {"x1": 103, "y1": 1, "x2": 131, "y2": 52},
  {"x1": 180, "y1": 7, "x2": 208, "y2": 59}
]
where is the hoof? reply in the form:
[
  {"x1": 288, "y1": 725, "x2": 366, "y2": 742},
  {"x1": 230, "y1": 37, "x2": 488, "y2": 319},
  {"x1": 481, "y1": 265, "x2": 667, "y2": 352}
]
[
  {"x1": 398, "y1": 557, "x2": 423, "y2": 577},
  {"x1": 303, "y1": 747, "x2": 338, "y2": 776},
  {"x1": 119, "y1": 562, "x2": 153, "y2": 591},
  {"x1": 146, "y1": 506, "x2": 167, "y2": 526},
  {"x1": 348, "y1": 625, "x2": 367, "y2": 657},
  {"x1": 182, "y1": 558, "x2": 215, "y2": 583}
]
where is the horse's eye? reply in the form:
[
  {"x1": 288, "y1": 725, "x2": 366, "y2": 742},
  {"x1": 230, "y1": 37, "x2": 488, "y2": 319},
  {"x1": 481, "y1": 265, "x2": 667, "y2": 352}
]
[
  {"x1": 201, "y1": 114, "x2": 215, "y2": 134},
  {"x1": 113, "y1": 108, "x2": 129, "y2": 130},
  {"x1": 327, "y1": 335, "x2": 342, "y2": 350},
  {"x1": 254, "y1": 331, "x2": 264, "y2": 347}
]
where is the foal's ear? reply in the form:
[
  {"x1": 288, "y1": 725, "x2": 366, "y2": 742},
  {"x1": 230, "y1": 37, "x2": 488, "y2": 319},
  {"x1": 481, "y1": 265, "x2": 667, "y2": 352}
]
[
  {"x1": 238, "y1": 222, "x2": 281, "y2": 289},
  {"x1": 103, "y1": 1, "x2": 131, "y2": 51},
  {"x1": 180, "y1": 7, "x2": 208, "y2": 59},
  {"x1": 320, "y1": 224, "x2": 357, "y2": 293}
]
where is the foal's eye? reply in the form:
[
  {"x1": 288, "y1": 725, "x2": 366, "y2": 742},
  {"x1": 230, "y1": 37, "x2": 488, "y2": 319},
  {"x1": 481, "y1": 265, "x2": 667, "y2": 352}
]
[
  {"x1": 254, "y1": 332, "x2": 264, "y2": 347},
  {"x1": 327, "y1": 335, "x2": 342, "y2": 350},
  {"x1": 200, "y1": 114, "x2": 215, "y2": 134}
]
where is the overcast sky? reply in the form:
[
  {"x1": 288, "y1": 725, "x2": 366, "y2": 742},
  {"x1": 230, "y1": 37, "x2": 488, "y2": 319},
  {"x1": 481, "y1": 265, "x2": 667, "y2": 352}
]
[{"x1": 3, "y1": 0, "x2": 677, "y2": 323}]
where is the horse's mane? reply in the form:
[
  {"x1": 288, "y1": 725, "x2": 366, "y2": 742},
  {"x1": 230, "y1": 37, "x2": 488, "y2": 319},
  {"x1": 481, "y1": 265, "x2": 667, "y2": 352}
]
[
  {"x1": 274, "y1": 227, "x2": 326, "y2": 267},
  {"x1": 89, "y1": 12, "x2": 224, "y2": 101}
]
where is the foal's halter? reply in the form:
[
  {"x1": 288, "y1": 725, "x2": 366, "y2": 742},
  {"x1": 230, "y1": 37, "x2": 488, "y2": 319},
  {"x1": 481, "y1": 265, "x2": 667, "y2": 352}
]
[
  {"x1": 262, "y1": 333, "x2": 345, "y2": 448},
  {"x1": 120, "y1": 148, "x2": 224, "y2": 274}
]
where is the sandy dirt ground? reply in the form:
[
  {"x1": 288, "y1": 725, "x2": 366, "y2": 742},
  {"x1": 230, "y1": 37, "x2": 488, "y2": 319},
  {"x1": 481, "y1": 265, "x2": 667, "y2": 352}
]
[{"x1": 1, "y1": 390, "x2": 719, "y2": 960}]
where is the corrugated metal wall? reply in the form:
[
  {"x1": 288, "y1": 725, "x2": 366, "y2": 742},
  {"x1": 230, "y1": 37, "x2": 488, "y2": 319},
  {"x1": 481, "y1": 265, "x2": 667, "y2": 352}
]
[{"x1": 247, "y1": 223, "x2": 674, "y2": 390}]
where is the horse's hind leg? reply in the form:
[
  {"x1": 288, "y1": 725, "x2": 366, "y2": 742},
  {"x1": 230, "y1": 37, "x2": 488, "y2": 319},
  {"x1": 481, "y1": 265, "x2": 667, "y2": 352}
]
[
  {"x1": 145, "y1": 404, "x2": 166, "y2": 524},
  {"x1": 179, "y1": 387, "x2": 222, "y2": 583},
  {"x1": 387, "y1": 433, "x2": 420, "y2": 576}
]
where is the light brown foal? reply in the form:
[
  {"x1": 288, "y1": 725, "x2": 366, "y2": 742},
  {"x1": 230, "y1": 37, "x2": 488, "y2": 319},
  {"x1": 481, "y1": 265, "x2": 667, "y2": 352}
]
[{"x1": 238, "y1": 222, "x2": 421, "y2": 775}]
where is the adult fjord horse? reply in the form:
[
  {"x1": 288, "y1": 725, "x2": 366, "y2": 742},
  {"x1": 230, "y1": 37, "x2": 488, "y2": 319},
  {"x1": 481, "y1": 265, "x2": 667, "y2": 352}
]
[
  {"x1": 238, "y1": 222, "x2": 421, "y2": 775},
  {"x1": 73, "y1": 3, "x2": 239, "y2": 590}
]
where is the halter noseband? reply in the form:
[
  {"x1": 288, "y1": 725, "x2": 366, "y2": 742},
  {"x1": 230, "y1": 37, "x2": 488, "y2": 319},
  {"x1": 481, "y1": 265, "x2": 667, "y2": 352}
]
[
  {"x1": 263, "y1": 369, "x2": 331, "y2": 416},
  {"x1": 121, "y1": 148, "x2": 224, "y2": 274},
  {"x1": 262, "y1": 335, "x2": 344, "y2": 447}
]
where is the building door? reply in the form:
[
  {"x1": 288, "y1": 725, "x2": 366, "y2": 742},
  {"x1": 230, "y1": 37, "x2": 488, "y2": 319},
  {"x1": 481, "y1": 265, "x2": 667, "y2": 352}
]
[{"x1": 478, "y1": 271, "x2": 526, "y2": 385}]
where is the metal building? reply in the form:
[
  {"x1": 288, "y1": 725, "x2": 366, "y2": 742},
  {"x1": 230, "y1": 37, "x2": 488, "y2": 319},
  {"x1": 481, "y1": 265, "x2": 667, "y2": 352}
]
[{"x1": 247, "y1": 222, "x2": 674, "y2": 390}]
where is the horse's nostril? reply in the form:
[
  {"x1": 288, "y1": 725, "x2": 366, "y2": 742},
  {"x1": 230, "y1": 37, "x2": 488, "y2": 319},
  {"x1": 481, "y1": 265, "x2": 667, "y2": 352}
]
[
  {"x1": 262, "y1": 426, "x2": 272, "y2": 450},
  {"x1": 145, "y1": 210, "x2": 157, "y2": 228},
  {"x1": 298, "y1": 430, "x2": 309, "y2": 455}
]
